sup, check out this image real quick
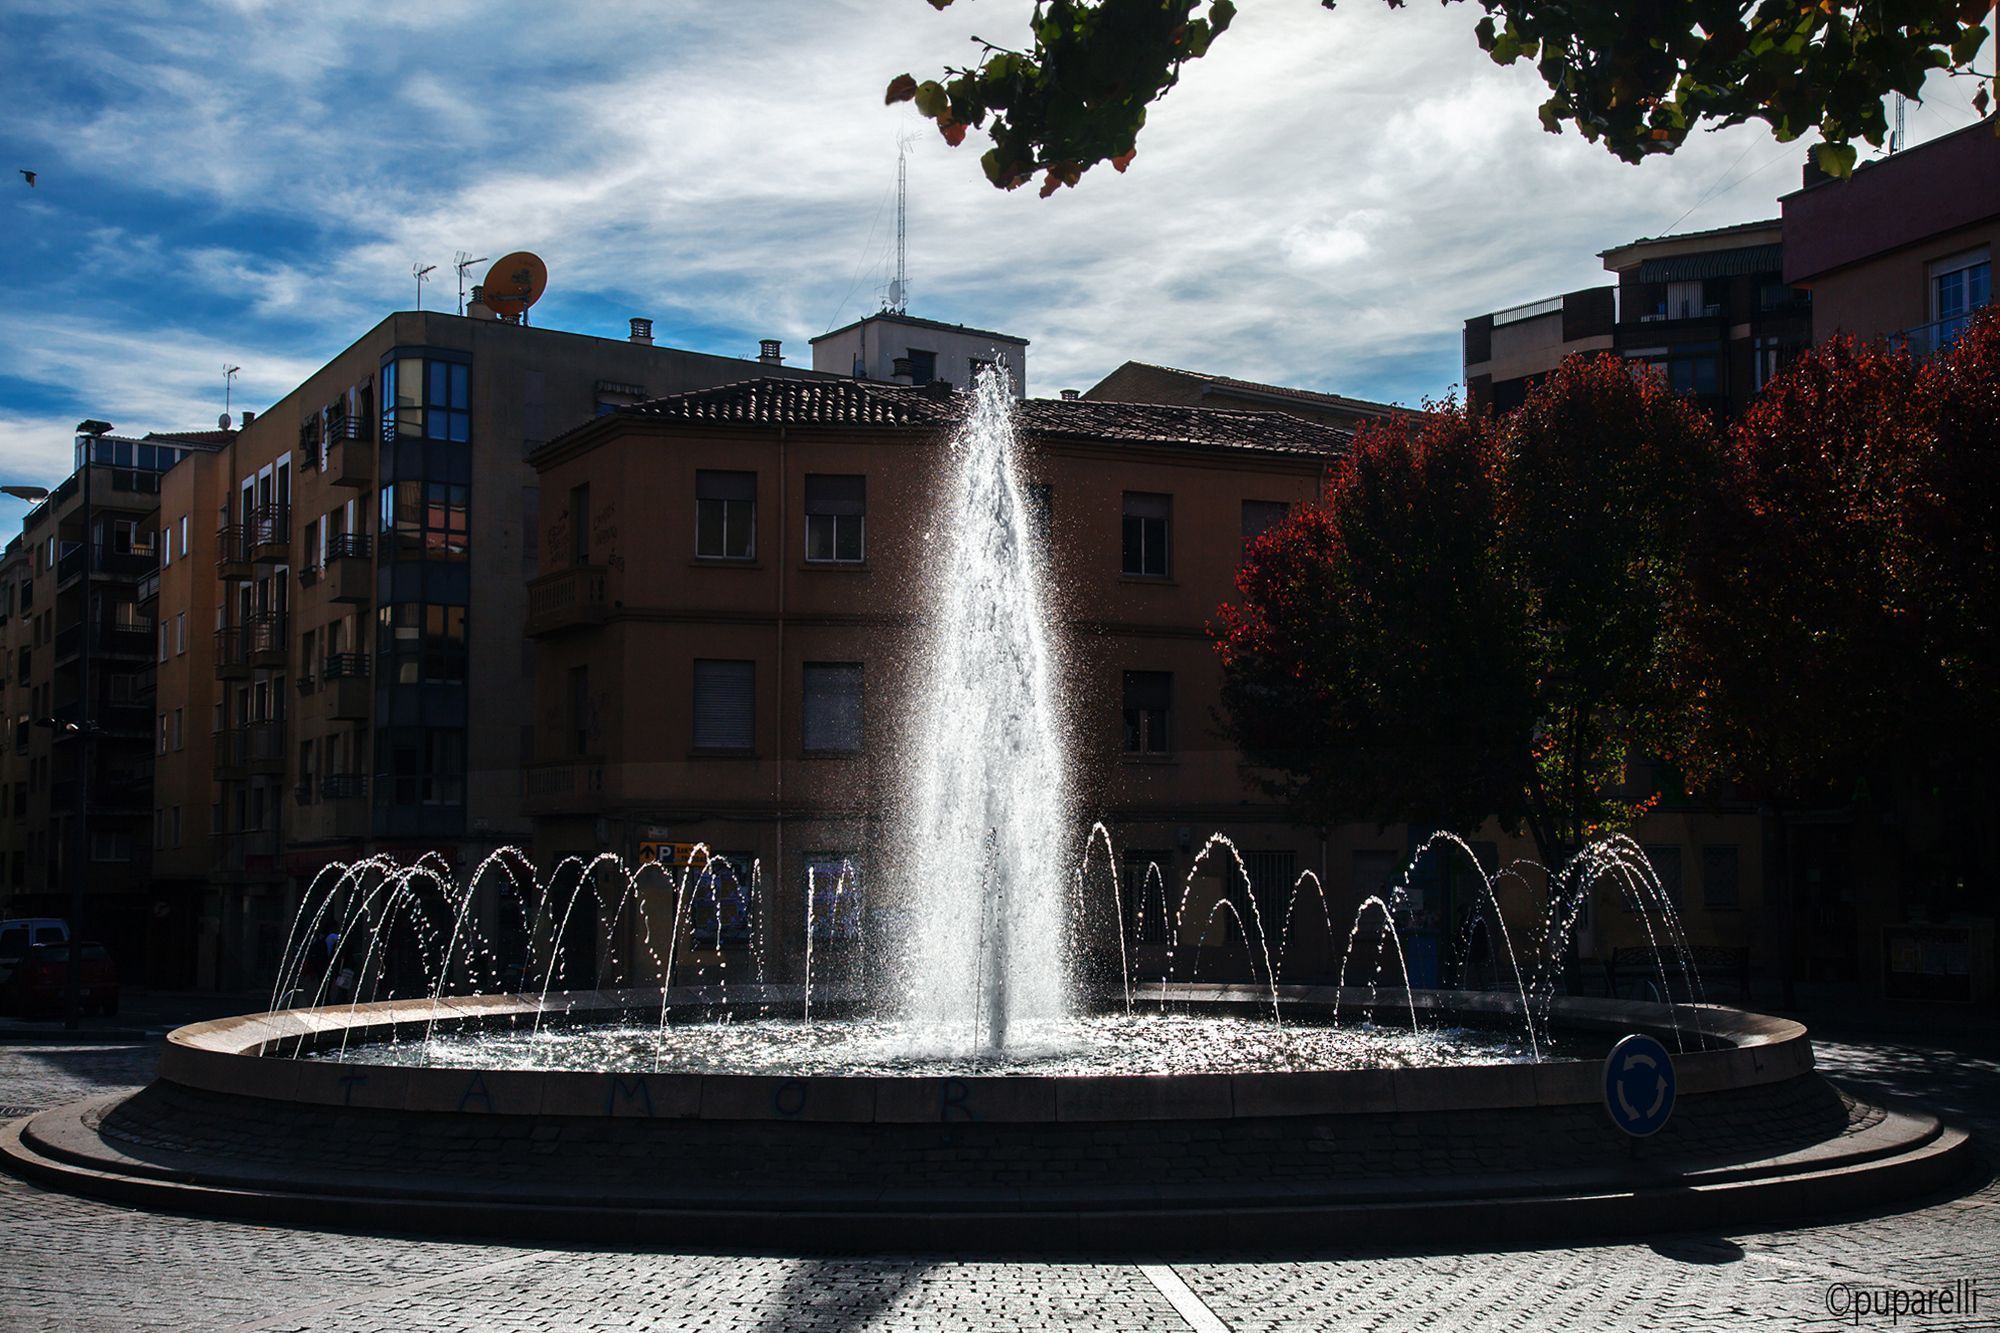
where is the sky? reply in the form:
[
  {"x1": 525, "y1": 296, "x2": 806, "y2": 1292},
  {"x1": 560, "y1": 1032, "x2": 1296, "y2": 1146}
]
[{"x1": 1, "y1": 0, "x2": 1992, "y2": 536}]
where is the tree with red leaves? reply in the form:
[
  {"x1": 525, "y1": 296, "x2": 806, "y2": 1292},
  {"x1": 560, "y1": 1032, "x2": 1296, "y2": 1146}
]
[{"x1": 1214, "y1": 354, "x2": 1715, "y2": 866}]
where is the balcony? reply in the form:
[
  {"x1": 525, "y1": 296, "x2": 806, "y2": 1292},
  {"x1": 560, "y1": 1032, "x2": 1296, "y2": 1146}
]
[
  {"x1": 215, "y1": 626, "x2": 248, "y2": 679},
  {"x1": 245, "y1": 612, "x2": 287, "y2": 670},
  {"x1": 327, "y1": 416, "x2": 374, "y2": 488},
  {"x1": 323, "y1": 652, "x2": 371, "y2": 720},
  {"x1": 324, "y1": 534, "x2": 373, "y2": 604},
  {"x1": 249, "y1": 504, "x2": 290, "y2": 564},
  {"x1": 210, "y1": 827, "x2": 280, "y2": 881},
  {"x1": 56, "y1": 544, "x2": 156, "y2": 589},
  {"x1": 521, "y1": 757, "x2": 606, "y2": 815},
  {"x1": 212, "y1": 722, "x2": 284, "y2": 780},
  {"x1": 216, "y1": 524, "x2": 252, "y2": 579},
  {"x1": 1890, "y1": 311, "x2": 1987, "y2": 362},
  {"x1": 525, "y1": 565, "x2": 609, "y2": 637},
  {"x1": 54, "y1": 618, "x2": 156, "y2": 663}
]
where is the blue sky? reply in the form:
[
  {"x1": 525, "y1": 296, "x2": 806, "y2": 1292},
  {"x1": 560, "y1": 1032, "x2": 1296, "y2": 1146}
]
[{"x1": 2, "y1": 1, "x2": 1991, "y2": 536}]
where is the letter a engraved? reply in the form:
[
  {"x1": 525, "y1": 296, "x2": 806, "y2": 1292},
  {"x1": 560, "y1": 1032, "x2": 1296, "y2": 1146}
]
[
  {"x1": 940, "y1": 1078, "x2": 976, "y2": 1122},
  {"x1": 606, "y1": 1075, "x2": 654, "y2": 1117},
  {"x1": 458, "y1": 1072, "x2": 494, "y2": 1113}
]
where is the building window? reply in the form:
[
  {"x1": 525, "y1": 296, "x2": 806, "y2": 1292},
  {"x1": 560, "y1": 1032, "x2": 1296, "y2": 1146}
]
[
  {"x1": 173, "y1": 707, "x2": 184, "y2": 751},
  {"x1": 1121, "y1": 492, "x2": 1171, "y2": 577},
  {"x1": 801, "y1": 662, "x2": 863, "y2": 752},
  {"x1": 1626, "y1": 845, "x2": 1685, "y2": 911},
  {"x1": 1702, "y1": 845, "x2": 1740, "y2": 910},
  {"x1": 1122, "y1": 670, "x2": 1172, "y2": 754},
  {"x1": 692, "y1": 659, "x2": 755, "y2": 750},
  {"x1": 696, "y1": 471, "x2": 756, "y2": 560},
  {"x1": 381, "y1": 357, "x2": 469, "y2": 443},
  {"x1": 176, "y1": 611, "x2": 186, "y2": 655},
  {"x1": 1931, "y1": 247, "x2": 1991, "y2": 346},
  {"x1": 806, "y1": 854, "x2": 863, "y2": 942},
  {"x1": 381, "y1": 481, "x2": 469, "y2": 561},
  {"x1": 1241, "y1": 500, "x2": 1289, "y2": 548},
  {"x1": 968, "y1": 356, "x2": 992, "y2": 385},
  {"x1": 805, "y1": 475, "x2": 865, "y2": 563},
  {"x1": 905, "y1": 349, "x2": 937, "y2": 385},
  {"x1": 376, "y1": 727, "x2": 466, "y2": 806},
  {"x1": 1122, "y1": 851, "x2": 1173, "y2": 944},
  {"x1": 377, "y1": 603, "x2": 467, "y2": 684}
]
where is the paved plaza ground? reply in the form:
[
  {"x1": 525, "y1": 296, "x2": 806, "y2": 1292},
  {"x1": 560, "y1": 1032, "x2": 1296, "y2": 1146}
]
[{"x1": 0, "y1": 999, "x2": 1994, "y2": 1331}]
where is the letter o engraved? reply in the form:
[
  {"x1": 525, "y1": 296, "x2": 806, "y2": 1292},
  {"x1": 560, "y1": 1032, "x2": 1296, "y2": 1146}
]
[
  {"x1": 773, "y1": 1079, "x2": 809, "y2": 1117},
  {"x1": 940, "y1": 1078, "x2": 976, "y2": 1122}
]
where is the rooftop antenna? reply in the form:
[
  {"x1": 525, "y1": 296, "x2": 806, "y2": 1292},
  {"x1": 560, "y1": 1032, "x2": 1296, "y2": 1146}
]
[
  {"x1": 454, "y1": 251, "x2": 489, "y2": 316},
  {"x1": 1890, "y1": 93, "x2": 1907, "y2": 153},
  {"x1": 223, "y1": 365, "x2": 241, "y2": 419},
  {"x1": 885, "y1": 136, "x2": 910, "y2": 315},
  {"x1": 412, "y1": 261, "x2": 437, "y2": 311}
]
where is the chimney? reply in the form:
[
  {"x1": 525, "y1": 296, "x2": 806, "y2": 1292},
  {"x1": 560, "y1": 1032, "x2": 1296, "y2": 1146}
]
[
  {"x1": 467, "y1": 285, "x2": 497, "y2": 321},
  {"x1": 1059, "y1": 389, "x2": 1081, "y2": 400},
  {"x1": 891, "y1": 355, "x2": 914, "y2": 384},
  {"x1": 629, "y1": 317, "x2": 654, "y2": 345},
  {"x1": 758, "y1": 338, "x2": 783, "y2": 365},
  {"x1": 240, "y1": 409, "x2": 256, "y2": 427}
]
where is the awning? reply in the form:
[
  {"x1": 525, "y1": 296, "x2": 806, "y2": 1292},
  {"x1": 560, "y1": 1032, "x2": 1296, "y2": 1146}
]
[{"x1": 1638, "y1": 244, "x2": 1784, "y2": 283}]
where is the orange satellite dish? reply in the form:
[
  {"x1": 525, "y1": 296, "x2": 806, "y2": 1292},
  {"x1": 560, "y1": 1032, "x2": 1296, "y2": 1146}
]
[{"x1": 482, "y1": 251, "x2": 548, "y2": 319}]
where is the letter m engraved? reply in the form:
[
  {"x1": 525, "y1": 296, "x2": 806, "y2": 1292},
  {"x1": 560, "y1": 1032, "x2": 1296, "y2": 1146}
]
[{"x1": 606, "y1": 1075, "x2": 655, "y2": 1117}]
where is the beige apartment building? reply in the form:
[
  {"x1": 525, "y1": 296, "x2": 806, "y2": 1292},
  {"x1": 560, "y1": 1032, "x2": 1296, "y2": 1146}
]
[
  {"x1": 143, "y1": 307, "x2": 829, "y2": 988},
  {"x1": 524, "y1": 377, "x2": 1770, "y2": 994}
]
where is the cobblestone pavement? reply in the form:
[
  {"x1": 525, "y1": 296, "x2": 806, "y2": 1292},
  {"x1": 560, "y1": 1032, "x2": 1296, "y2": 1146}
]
[{"x1": 0, "y1": 1023, "x2": 1994, "y2": 1332}]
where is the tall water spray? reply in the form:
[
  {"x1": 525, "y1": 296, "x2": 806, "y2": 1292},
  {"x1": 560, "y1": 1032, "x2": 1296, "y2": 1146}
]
[{"x1": 897, "y1": 364, "x2": 1072, "y2": 1049}]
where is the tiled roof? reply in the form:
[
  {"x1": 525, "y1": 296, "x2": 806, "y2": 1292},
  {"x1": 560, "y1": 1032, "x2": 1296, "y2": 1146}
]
[
  {"x1": 1102, "y1": 362, "x2": 1397, "y2": 417},
  {"x1": 591, "y1": 377, "x2": 1350, "y2": 458}
]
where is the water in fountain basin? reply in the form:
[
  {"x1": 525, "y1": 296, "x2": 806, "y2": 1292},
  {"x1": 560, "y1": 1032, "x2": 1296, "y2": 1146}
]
[{"x1": 894, "y1": 364, "x2": 1073, "y2": 1051}]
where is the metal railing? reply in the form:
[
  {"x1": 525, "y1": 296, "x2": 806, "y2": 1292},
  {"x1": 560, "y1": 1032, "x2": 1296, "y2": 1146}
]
[{"x1": 323, "y1": 651, "x2": 369, "y2": 680}]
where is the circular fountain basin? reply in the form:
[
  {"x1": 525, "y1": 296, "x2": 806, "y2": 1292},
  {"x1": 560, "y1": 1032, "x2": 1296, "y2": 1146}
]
[{"x1": 0, "y1": 985, "x2": 1970, "y2": 1251}]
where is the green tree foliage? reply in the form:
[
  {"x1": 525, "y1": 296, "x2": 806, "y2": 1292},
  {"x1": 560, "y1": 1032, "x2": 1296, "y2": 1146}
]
[
  {"x1": 1213, "y1": 355, "x2": 1716, "y2": 864},
  {"x1": 889, "y1": 0, "x2": 1995, "y2": 196}
]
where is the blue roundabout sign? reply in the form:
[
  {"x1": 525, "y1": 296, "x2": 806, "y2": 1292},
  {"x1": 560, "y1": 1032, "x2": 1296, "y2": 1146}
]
[{"x1": 1603, "y1": 1032, "x2": 1676, "y2": 1137}]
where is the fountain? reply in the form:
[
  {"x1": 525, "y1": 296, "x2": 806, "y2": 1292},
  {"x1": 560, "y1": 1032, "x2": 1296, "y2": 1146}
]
[{"x1": 0, "y1": 366, "x2": 1972, "y2": 1250}]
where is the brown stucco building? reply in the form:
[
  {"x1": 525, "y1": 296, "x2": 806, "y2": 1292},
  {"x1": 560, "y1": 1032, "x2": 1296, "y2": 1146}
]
[
  {"x1": 1084, "y1": 362, "x2": 1396, "y2": 432},
  {"x1": 1781, "y1": 115, "x2": 1998, "y2": 355}
]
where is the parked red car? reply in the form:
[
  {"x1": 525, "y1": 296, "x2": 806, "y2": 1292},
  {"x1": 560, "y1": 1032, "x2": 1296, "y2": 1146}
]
[{"x1": 3, "y1": 942, "x2": 119, "y2": 1018}]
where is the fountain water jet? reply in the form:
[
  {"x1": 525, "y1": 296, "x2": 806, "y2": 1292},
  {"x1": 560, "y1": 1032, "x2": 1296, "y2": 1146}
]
[{"x1": 893, "y1": 364, "x2": 1072, "y2": 1050}]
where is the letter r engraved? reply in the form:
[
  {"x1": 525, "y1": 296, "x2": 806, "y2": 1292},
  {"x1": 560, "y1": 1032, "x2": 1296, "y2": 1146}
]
[{"x1": 940, "y1": 1078, "x2": 976, "y2": 1122}]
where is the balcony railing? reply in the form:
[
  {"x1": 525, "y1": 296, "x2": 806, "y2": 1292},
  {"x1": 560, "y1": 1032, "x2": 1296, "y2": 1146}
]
[
  {"x1": 249, "y1": 504, "x2": 290, "y2": 561},
  {"x1": 55, "y1": 619, "x2": 156, "y2": 661},
  {"x1": 212, "y1": 722, "x2": 284, "y2": 776},
  {"x1": 324, "y1": 534, "x2": 373, "y2": 604},
  {"x1": 320, "y1": 772, "x2": 367, "y2": 801},
  {"x1": 521, "y1": 758, "x2": 606, "y2": 813},
  {"x1": 328, "y1": 416, "x2": 373, "y2": 488},
  {"x1": 217, "y1": 524, "x2": 252, "y2": 576},
  {"x1": 56, "y1": 545, "x2": 157, "y2": 585},
  {"x1": 525, "y1": 565, "x2": 609, "y2": 637},
  {"x1": 327, "y1": 532, "x2": 372, "y2": 561},
  {"x1": 1889, "y1": 311, "x2": 1986, "y2": 362},
  {"x1": 323, "y1": 651, "x2": 369, "y2": 680}
]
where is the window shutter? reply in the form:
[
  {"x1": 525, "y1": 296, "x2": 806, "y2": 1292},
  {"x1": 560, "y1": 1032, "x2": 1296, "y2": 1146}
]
[
  {"x1": 697, "y1": 470, "x2": 757, "y2": 501},
  {"x1": 805, "y1": 474, "x2": 865, "y2": 516},
  {"x1": 693, "y1": 660, "x2": 755, "y2": 749},
  {"x1": 802, "y1": 663, "x2": 863, "y2": 751}
]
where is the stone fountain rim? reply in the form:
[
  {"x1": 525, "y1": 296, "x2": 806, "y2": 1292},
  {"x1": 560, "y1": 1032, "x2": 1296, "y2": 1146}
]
[{"x1": 154, "y1": 985, "x2": 1812, "y2": 1125}]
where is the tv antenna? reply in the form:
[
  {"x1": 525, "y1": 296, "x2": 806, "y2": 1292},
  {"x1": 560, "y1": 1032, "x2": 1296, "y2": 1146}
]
[
  {"x1": 885, "y1": 136, "x2": 910, "y2": 314},
  {"x1": 223, "y1": 364, "x2": 241, "y2": 418},
  {"x1": 454, "y1": 251, "x2": 489, "y2": 316},
  {"x1": 1890, "y1": 93, "x2": 1907, "y2": 153},
  {"x1": 412, "y1": 261, "x2": 437, "y2": 311}
]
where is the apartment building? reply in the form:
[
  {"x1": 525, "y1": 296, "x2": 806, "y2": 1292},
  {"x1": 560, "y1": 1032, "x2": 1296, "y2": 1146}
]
[
  {"x1": 0, "y1": 429, "x2": 230, "y2": 984},
  {"x1": 1598, "y1": 218, "x2": 1814, "y2": 417},
  {"x1": 1781, "y1": 115, "x2": 1998, "y2": 355},
  {"x1": 145, "y1": 308, "x2": 833, "y2": 989},
  {"x1": 523, "y1": 378, "x2": 1770, "y2": 992},
  {"x1": 811, "y1": 311, "x2": 1029, "y2": 397},
  {"x1": 1461, "y1": 288, "x2": 1616, "y2": 413},
  {"x1": 1084, "y1": 362, "x2": 1396, "y2": 432}
]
